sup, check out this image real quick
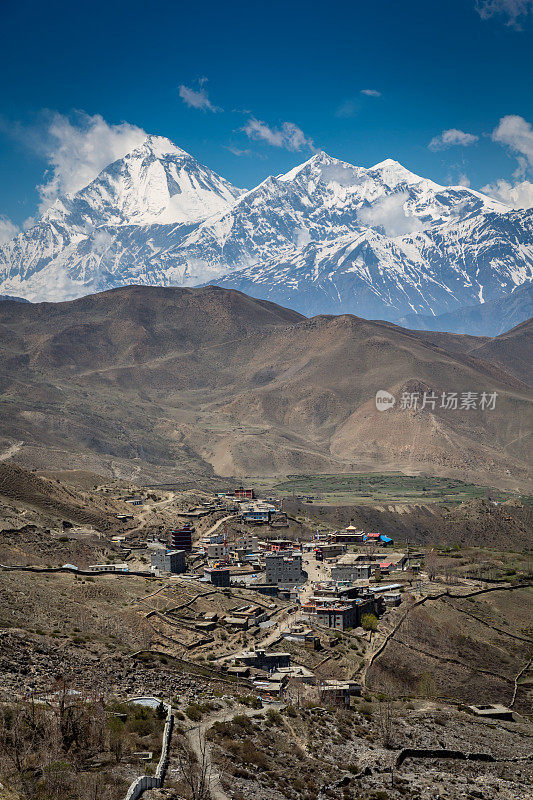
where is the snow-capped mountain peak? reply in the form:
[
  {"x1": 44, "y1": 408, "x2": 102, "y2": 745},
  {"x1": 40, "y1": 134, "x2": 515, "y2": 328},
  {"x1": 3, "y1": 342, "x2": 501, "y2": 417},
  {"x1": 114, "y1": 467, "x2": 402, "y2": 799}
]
[
  {"x1": 0, "y1": 134, "x2": 530, "y2": 311},
  {"x1": 134, "y1": 133, "x2": 191, "y2": 159},
  {"x1": 42, "y1": 134, "x2": 242, "y2": 232}
]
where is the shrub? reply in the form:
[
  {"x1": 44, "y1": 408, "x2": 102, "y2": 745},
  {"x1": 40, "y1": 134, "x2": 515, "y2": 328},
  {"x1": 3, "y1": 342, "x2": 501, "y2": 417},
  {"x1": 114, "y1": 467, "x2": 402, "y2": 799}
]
[
  {"x1": 231, "y1": 714, "x2": 255, "y2": 733},
  {"x1": 238, "y1": 695, "x2": 262, "y2": 709},
  {"x1": 185, "y1": 704, "x2": 203, "y2": 722},
  {"x1": 129, "y1": 716, "x2": 153, "y2": 736},
  {"x1": 265, "y1": 709, "x2": 282, "y2": 726}
]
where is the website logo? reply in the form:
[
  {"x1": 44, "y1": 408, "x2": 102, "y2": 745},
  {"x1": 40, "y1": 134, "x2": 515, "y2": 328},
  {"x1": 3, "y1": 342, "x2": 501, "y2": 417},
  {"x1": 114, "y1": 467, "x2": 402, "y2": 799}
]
[{"x1": 375, "y1": 390, "x2": 396, "y2": 411}]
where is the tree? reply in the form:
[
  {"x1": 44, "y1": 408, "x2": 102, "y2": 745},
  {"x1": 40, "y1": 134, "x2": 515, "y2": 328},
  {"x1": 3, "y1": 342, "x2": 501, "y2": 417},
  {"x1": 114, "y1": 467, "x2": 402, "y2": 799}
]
[{"x1": 361, "y1": 613, "x2": 378, "y2": 633}]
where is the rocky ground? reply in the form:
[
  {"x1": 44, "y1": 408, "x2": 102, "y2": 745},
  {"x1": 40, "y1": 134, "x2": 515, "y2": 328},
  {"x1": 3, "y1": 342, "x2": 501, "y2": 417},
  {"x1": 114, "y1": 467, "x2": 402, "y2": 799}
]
[
  {"x1": 0, "y1": 468, "x2": 531, "y2": 799},
  {"x1": 151, "y1": 700, "x2": 532, "y2": 800}
]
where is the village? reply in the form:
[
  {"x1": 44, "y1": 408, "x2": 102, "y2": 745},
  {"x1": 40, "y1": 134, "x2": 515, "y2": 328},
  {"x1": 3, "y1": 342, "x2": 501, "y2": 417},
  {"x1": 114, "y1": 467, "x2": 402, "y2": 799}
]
[
  {"x1": 0, "y1": 473, "x2": 531, "y2": 800},
  {"x1": 41, "y1": 482, "x2": 520, "y2": 713}
]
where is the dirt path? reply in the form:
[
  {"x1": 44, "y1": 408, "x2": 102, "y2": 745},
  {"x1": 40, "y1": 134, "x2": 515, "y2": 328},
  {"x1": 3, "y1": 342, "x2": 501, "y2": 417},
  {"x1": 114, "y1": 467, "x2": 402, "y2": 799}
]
[
  {"x1": 213, "y1": 605, "x2": 301, "y2": 664},
  {"x1": 128, "y1": 492, "x2": 177, "y2": 533},
  {"x1": 182, "y1": 701, "x2": 284, "y2": 800},
  {"x1": 203, "y1": 514, "x2": 236, "y2": 537},
  {"x1": 0, "y1": 441, "x2": 23, "y2": 461}
]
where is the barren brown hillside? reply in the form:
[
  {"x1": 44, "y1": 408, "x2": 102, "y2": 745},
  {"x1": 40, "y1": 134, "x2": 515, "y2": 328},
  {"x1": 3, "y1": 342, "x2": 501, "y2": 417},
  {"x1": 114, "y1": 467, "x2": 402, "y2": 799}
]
[{"x1": 0, "y1": 285, "x2": 531, "y2": 488}]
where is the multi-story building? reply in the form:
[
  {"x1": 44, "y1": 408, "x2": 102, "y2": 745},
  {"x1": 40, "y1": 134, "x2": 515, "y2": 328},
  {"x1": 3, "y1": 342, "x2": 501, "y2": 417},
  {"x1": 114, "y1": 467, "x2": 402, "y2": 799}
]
[
  {"x1": 171, "y1": 524, "x2": 194, "y2": 552},
  {"x1": 267, "y1": 539, "x2": 294, "y2": 551},
  {"x1": 233, "y1": 534, "x2": 260, "y2": 553},
  {"x1": 315, "y1": 543, "x2": 346, "y2": 561},
  {"x1": 328, "y1": 526, "x2": 365, "y2": 545},
  {"x1": 303, "y1": 593, "x2": 374, "y2": 630},
  {"x1": 240, "y1": 501, "x2": 275, "y2": 524},
  {"x1": 265, "y1": 550, "x2": 305, "y2": 586},
  {"x1": 206, "y1": 542, "x2": 228, "y2": 561},
  {"x1": 320, "y1": 680, "x2": 361, "y2": 707},
  {"x1": 235, "y1": 487, "x2": 254, "y2": 500},
  {"x1": 237, "y1": 649, "x2": 291, "y2": 670},
  {"x1": 151, "y1": 549, "x2": 187, "y2": 575}
]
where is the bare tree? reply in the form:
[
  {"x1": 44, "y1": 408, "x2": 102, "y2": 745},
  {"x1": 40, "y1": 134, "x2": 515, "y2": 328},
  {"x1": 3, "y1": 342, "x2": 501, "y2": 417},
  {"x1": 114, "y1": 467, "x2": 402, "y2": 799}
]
[
  {"x1": 424, "y1": 550, "x2": 439, "y2": 581},
  {"x1": 376, "y1": 698, "x2": 395, "y2": 749},
  {"x1": 0, "y1": 700, "x2": 53, "y2": 798},
  {"x1": 176, "y1": 733, "x2": 213, "y2": 800}
]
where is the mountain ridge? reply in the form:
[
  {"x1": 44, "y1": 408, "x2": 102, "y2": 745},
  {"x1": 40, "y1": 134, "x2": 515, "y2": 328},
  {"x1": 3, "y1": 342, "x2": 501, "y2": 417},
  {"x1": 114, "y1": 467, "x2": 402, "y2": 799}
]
[
  {"x1": 398, "y1": 281, "x2": 533, "y2": 336},
  {"x1": 0, "y1": 285, "x2": 530, "y2": 490},
  {"x1": 0, "y1": 135, "x2": 532, "y2": 331}
]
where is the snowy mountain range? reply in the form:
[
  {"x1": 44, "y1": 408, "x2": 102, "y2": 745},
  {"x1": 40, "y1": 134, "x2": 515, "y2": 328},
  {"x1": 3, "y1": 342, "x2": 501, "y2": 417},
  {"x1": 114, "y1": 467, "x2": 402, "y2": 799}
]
[{"x1": 0, "y1": 133, "x2": 532, "y2": 323}]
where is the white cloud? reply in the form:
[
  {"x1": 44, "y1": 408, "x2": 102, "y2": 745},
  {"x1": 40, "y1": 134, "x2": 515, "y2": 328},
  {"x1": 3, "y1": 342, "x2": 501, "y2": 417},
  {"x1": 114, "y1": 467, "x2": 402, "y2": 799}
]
[
  {"x1": 360, "y1": 89, "x2": 381, "y2": 97},
  {"x1": 482, "y1": 116, "x2": 533, "y2": 208},
  {"x1": 481, "y1": 178, "x2": 533, "y2": 208},
  {"x1": 457, "y1": 173, "x2": 471, "y2": 187},
  {"x1": 428, "y1": 128, "x2": 479, "y2": 150},
  {"x1": 475, "y1": 0, "x2": 533, "y2": 28},
  {"x1": 92, "y1": 229, "x2": 115, "y2": 255},
  {"x1": 335, "y1": 99, "x2": 359, "y2": 118},
  {"x1": 242, "y1": 117, "x2": 315, "y2": 151},
  {"x1": 294, "y1": 226, "x2": 311, "y2": 248},
  {"x1": 491, "y1": 114, "x2": 533, "y2": 168},
  {"x1": 358, "y1": 192, "x2": 424, "y2": 237},
  {"x1": 224, "y1": 145, "x2": 253, "y2": 157},
  {"x1": 33, "y1": 111, "x2": 147, "y2": 212},
  {"x1": 178, "y1": 84, "x2": 220, "y2": 112},
  {"x1": 0, "y1": 215, "x2": 19, "y2": 244}
]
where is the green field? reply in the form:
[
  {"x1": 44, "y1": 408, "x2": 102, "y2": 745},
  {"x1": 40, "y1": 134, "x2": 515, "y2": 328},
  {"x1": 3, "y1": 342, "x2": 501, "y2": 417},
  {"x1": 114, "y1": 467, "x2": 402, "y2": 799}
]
[{"x1": 258, "y1": 472, "x2": 525, "y2": 506}]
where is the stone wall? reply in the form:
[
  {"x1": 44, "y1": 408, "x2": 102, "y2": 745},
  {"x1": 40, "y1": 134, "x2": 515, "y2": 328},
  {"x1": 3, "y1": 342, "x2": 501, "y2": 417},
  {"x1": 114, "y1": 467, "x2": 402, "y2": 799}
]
[{"x1": 123, "y1": 697, "x2": 174, "y2": 800}]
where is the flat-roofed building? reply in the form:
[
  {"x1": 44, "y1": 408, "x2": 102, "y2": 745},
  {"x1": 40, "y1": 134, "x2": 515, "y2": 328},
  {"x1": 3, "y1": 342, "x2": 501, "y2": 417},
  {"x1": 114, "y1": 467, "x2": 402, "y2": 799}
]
[
  {"x1": 204, "y1": 567, "x2": 230, "y2": 587},
  {"x1": 87, "y1": 563, "x2": 130, "y2": 573},
  {"x1": 151, "y1": 549, "x2": 186, "y2": 575},
  {"x1": 331, "y1": 557, "x2": 373, "y2": 582},
  {"x1": 320, "y1": 680, "x2": 361, "y2": 707},
  {"x1": 235, "y1": 487, "x2": 254, "y2": 500},
  {"x1": 206, "y1": 542, "x2": 228, "y2": 561},
  {"x1": 468, "y1": 704, "x2": 515, "y2": 721},
  {"x1": 265, "y1": 550, "x2": 305, "y2": 586},
  {"x1": 237, "y1": 649, "x2": 291, "y2": 670},
  {"x1": 315, "y1": 543, "x2": 346, "y2": 560}
]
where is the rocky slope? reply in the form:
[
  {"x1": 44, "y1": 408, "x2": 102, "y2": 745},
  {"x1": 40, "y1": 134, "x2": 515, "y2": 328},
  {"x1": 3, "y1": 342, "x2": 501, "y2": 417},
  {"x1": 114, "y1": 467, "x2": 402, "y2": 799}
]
[{"x1": 0, "y1": 286, "x2": 530, "y2": 488}]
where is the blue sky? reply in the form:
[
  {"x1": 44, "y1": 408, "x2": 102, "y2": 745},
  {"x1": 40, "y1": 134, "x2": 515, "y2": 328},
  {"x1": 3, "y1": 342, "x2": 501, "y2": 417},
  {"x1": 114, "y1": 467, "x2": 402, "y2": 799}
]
[{"x1": 1, "y1": 0, "x2": 532, "y2": 233}]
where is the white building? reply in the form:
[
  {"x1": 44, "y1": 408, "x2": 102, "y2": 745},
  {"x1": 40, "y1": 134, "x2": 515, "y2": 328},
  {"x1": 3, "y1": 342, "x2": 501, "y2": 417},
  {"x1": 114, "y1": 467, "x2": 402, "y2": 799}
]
[
  {"x1": 86, "y1": 563, "x2": 130, "y2": 573},
  {"x1": 233, "y1": 534, "x2": 260, "y2": 553}
]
